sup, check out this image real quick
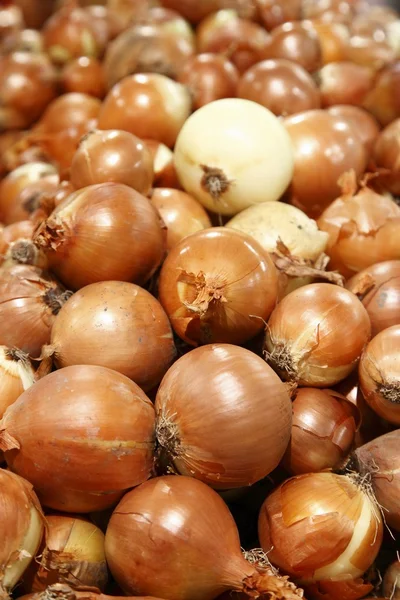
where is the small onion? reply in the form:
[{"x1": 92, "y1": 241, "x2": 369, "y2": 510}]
[
  {"x1": 0, "y1": 365, "x2": 155, "y2": 513},
  {"x1": 362, "y1": 61, "x2": 400, "y2": 126},
  {"x1": 37, "y1": 93, "x2": 101, "y2": 134},
  {"x1": 33, "y1": 183, "x2": 165, "y2": 290},
  {"x1": 316, "y1": 62, "x2": 374, "y2": 108},
  {"x1": 174, "y1": 98, "x2": 294, "y2": 216},
  {"x1": 2, "y1": 28, "x2": 44, "y2": 55},
  {"x1": 13, "y1": 0, "x2": 54, "y2": 29},
  {"x1": 373, "y1": 118, "x2": 400, "y2": 196},
  {"x1": 306, "y1": 21, "x2": 350, "y2": 64},
  {"x1": 70, "y1": 130, "x2": 154, "y2": 195},
  {"x1": 144, "y1": 140, "x2": 181, "y2": 189},
  {"x1": 383, "y1": 560, "x2": 400, "y2": 600},
  {"x1": 157, "y1": 0, "x2": 259, "y2": 23},
  {"x1": 264, "y1": 283, "x2": 371, "y2": 387},
  {"x1": 155, "y1": 344, "x2": 292, "y2": 488},
  {"x1": 260, "y1": 22, "x2": 322, "y2": 73},
  {"x1": 358, "y1": 325, "x2": 400, "y2": 426},
  {"x1": 0, "y1": 470, "x2": 44, "y2": 598},
  {"x1": 0, "y1": 5, "x2": 23, "y2": 42},
  {"x1": 61, "y1": 57, "x2": 106, "y2": 98},
  {"x1": 0, "y1": 346, "x2": 35, "y2": 419},
  {"x1": 158, "y1": 227, "x2": 278, "y2": 346},
  {"x1": 346, "y1": 35, "x2": 396, "y2": 72},
  {"x1": 327, "y1": 105, "x2": 380, "y2": 157},
  {"x1": 283, "y1": 388, "x2": 360, "y2": 475},
  {"x1": 50, "y1": 281, "x2": 176, "y2": 392},
  {"x1": 150, "y1": 188, "x2": 212, "y2": 250},
  {"x1": 257, "y1": 0, "x2": 302, "y2": 31}
]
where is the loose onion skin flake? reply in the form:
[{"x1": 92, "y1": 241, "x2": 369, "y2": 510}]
[
  {"x1": 158, "y1": 227, "x2": 278, "y2": 346},
  {"x1": 0, "y1": 365, "x2": 156, "y2": 513},
  {"x1": 155, "y1": 344, "x2": 292, "y2": 488}
]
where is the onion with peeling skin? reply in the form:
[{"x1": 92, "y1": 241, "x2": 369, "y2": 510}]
[
  {"x1": 260, "y1": 22, "x2": 322, "y2": 73},
  {"x1": 373, "y1": 118, "x2": 400, "y2": 196},
  {"x1": 327, "y1": 105, "x2": 380, "y2": 157},
  {"x1": 174, "y1": 98, "x2": 294, "y2": 216},
  {"x1": 144, "y1": 140, "x2": 180, "y2": 189},
  {"x1": 316, "y1": 62, "x2": 375, "y2": 108},
  {"x1": 0, "y1": 346, "x2": 35, "y2": 419}
]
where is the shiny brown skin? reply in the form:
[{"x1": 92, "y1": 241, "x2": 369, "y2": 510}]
[
  {"x1": 347, "y1": 261, "x2": 400, "y2": 337},
  {"x1": 327, "y1": 105, "x2": 380, "y2": 156},
  {"x1": 38, "y1": 93, "x2": 101, "y2": 134},
  {"x1": 178, "y1": 54, "x2": 239, "y2": 110},
  {"x1": 317, "y1": 61, "x2": 374, "y2": 108},
  {"x1": 284, "y1": 110, "x2": 368, "y2": 218},
  {"x1": 238, "y1": 59, "x2": 321, "y2": 117},
  {"x1": 346, "y1": 35, "x2": 396, "y2": 72},
  {"x1": 257, "y1": 0, "x2": 302, "y2": 31},
  {"x1": 158, "y1": 0, "x2": 258, "y2": 23},
  {"x1": 261, "y1": 22, "x2": 322, "y2": 73},
  {"x1": 14, "y1": 0, "x2": 54, "y2": 29},
  {"x1": 0, "y1": 365, "x2": 155, "y2": 513},
  {"x1": 51, "y1": 281, "x2": 176, "y2": 392},
  {"x1": 70, "y1": 130, "x2": 154, "y2": 195},
  {"x1": 308, "y1": 21, "x2": 349, "y2": 65},
  {"x1": 363, "y1": 61, "x2": 400, "y2": 126},
  {"x1": 373, "y1": 118, "x2": 400, "y2": 195},
  {"x1": 150, "y1": 188, "x2": 211, "y2": 250},
  {"x1": 383, "y1": 560, "x2": 400, "y2": 599},
  {"x1": 283, "y1": 388, "x2": 359, "y2": 475},
  {"x1": 61, "y1": 57, "x2": 106, "y2": 98},
  {"x1": 33, "y1": 183, "x2": 165, "y2": 290}
]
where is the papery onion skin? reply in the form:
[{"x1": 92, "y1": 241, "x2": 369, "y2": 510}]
[
  {"x1": 0, "y1": 346, "x2": 35, "y2": 419},
  {"x1": 155, "y1": 344, "x2": 292, "y2": 488},
  {"x1": 358, "y1": 325, "x2": 400, "y2": 426},
  {"x1": 283, "y1": 388, "x2": 360, "y2": 475},
  {"x1": 174, "y1": 98, "x2": 294, "y2": 216},
  {"x1": 260, "y1": 22, "x2": 322, "y2": 73},
  {"x1": 327, "y1": 105, "x2": 380, "y2": 157},
  {"x1": 50, "y1": 281, "x2": 176, "y2": 392},
  {"x1": 373, "y1": 118, "x2": 400, "y2": 196},
  {"x1": 158, "y1": 227, "x2": 278, "y2": 346},
  {"x1": 0, "y1": 365, "x2": 155, "y2": 513},
  {"x1": 258, "y1": 472, "x2": 383, "y2": 584},
  {"x1": 33, "y1": 183, "x2": 165, "y2": 290},
  {"x1": 264, "y1": 283, "x2": 371, "y2": 387}
]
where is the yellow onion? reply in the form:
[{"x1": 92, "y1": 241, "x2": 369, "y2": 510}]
[
  {"x1": 0, "y1": 470, "x2": 44, "y2": 598},
  {"x1": 0, "y1": 346, "x2": 35, "y2": 419},
  {"x1": 19, "y1": 583, "x2": 167, "y2": 600}
]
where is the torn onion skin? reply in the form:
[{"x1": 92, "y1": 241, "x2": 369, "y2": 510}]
[
  {"x1": 158, "y1": 227, "x2": 278, "y2": 346},
  {"x1": 155, "y1": 344, "x2": 292, "y2": 488},
  {"x1": 0, "y1": 365, "x2": 156, "y2": 513}
]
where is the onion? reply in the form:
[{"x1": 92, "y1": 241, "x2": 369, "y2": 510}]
[
  {"x1": 284, "y1": 110, "x2": 368, "y2": 218},
  {"x1": 0, "y1": 346, "x2": 35, "y2": 419},
  {"x1": 317, "y1": 171, "x2": 400, "y2": 278},
  {"x1": 98, "y1": 73, "x2": 192, "y2": 148},
  {"x1": 50, "y1": 281, "x2": 176, "y2": 392},
  {"x1": 150, "y1": 188, "x2": 212, "y2": 250},
  {"x1": 283, "y1": 388, "x2": 360, "y2": 475},
  {"x1": 61, "y1": 57, "x2": 106, "y2": 98},
  {"x1": 0, "y1": 5, "x2": 23, "y2": 42},
  {"x1": 362, "y1": 61, "x2": 400, "y2": 126},
  {"x1": 346, "y1": 35, "x2": 396, "y2": 72},
  {"x1": 1, "y1": 28, "x2": 44, "y2": 55},
  {"x1": 33, "y1": 183, "x2": 165, "y2": 290},
  {"x1": 358, "y1": 325, "x2": 400, "y2": 426},
  {"x1": 70, "y1": 130, "x2": 154, "y2": 195},
  {"x1": 316, "y1": 62, "x2": 374, "y2": 108},
  {"x1": 383, "y1": 560, "x2": 400, "y2": 599},
  {"x1": 37, "y1": 93, "x2": 101, "y2": 134},
  {"x1": 177, "y1": 53, "x2": 239, "y2": 111},
  {"x1": 0, "y1": 220, "x2": 36, "y2": 265},
  {"x1": 237, "y1": 59, "x2": 321, "y2": 117},
  {"x1": 373, "y1": 118, "x2": 400, "y2": 196},
  {"x1": 327, "y1": 105, "x2": 380, "y2": 156},
  {"x1": 26, "y1": 515, "x2": 108, "y2": 592},
  {"x1": 260, "y1": 22, "x2": 322, "y2": 73},
  {"x1": 257, "y1": 0, "x2": 302, "y2": 31},
  {"x1": 144, "y1": 140, "x2": 180, "y2": 189},
  {"x1": 14, "y1": 0, "x2": 55, "y2": 30},
  {"x1": 258, "y1": 472, "x2": 382, "y2": 599},
  {"x1": 134, "y1": 7, "x2": 195, "y2": 47},
  {"x1": 0, "y1": 265, "x2": 72, "y2": 358},
  {"x1": 2, "y1": 173, "x2": 60, "y2": 226},
  {"x1": 346, "y1": 261, "x2": 400, "y2": 336},
  {"x1": 158, "y1": 227, "x2": 278, "y2": 345},
  {"x1": 307, "y1": 21, "x2": 350, "y2": 64},
  {"x1": 158, "y1": 0, "x2": 259, "y2": 24},
  {"x1": 0, "y1": 364, "x2": 155, "y2": 513},
  {"x1": 264, "y1": 283, "x2": 371, "y2": 387},
  {"x1": 105, "y1": 475, "x2": 303, "y2": 600},
  {"x1": 0, "y1": 470, "x2": 44, "y2": 598},
  {"x1": 302, "y1": 0, "x2": 356, "y2": 23},
  {"x1": 155, "y1": 344, "x2": 292, "y2": 488},
  {"x1": 174, "y1": 98, "x2": 294, "y2": 216},
  {"x1": 20, "y1": 583, "x2": 166, "y2": 600}
]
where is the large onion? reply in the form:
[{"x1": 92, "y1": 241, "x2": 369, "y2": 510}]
[
  {"x1": 0, "y1": 365, "x2": 155, "y2": 513},
  {"x1": 0, "y1": 346, "x2": 35, "y2": 419}
]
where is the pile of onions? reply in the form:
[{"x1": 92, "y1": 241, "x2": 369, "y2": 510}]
[
  {"x1": 50, "y1": 281, "x2": 176, "y2": 392},
  {"x1": 264, "y1": 283, "x2": 371, "y2": 387},
  {"x1": 260, "y1": 22, "x2": 322, "y2": 73},
  {"x1": 174, "y1": 98, "x2": 294, "y2": 216},
  {"x1": 373, "y1": 118, "x2": 400, "y2": 196},
  {"x1": 69, "y1": 129, "x2": 154, "y2": 196},
  {"x1": 105, "y1": 475, "x2": 303, "y2": 600},
  {"x1": 155, "y1": 344, "x2": 292, "y2": 488},
  {"x1": 158, "y1": 228, "x2": 278, "y2": 346},
  {"x1": 283, "y1": 388, "x2": 360, "y2": 475},
  {"x1": 0, "y1": 470, "x2": 44, "y2": 598},
  {"x1": 26, "y1": 515, "x2": 108, "y2": 592},
  {"x1": 0, "y1": 365, "x2": 155, "y2": 513},
  {"x1": 317, "y1": 171, "x2": 400, "y2": 278},
  {"x1": 258, "y1": 472, "x2": 383, "y2": 600},
  {"x1": 33, "y1": 182, "x2": 165, "y2": 290},
  {"x1": 0, "y1": 346, "x2": 35, "y2": 419},
  {"x1": 346, "y1": 261, "x2": 400, "y2": 336},
  {"x1": 0, "y1": 264, "x2": 72, "y2": 358}
]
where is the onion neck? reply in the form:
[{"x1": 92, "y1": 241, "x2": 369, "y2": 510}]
[
  {"x1": 43, "y1": 286, "x2": 73, "y2": 315},
  {"x1": 377, "y1": 380, "x2": 400, "y2": 404},
  {"x1": 8, "y1": 240, "x2": 41, "y2": 266},
  {"x1": 242, "y1": 564, "x2": 305, "y2": 599}
]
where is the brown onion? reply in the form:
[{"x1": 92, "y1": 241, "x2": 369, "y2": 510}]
[
  {"x1": 33, "y1": 183, "x2": 165, "y2": 290},
  {"x1": 238, "y1": 58, "x2": 321, "y2": 117},
  {"x1": 346, "y1": 261, "x2": 400, "y2": 336},
  {"x1": 284, "y1": 111, "x2": 368, "y2": 218},
  {"x1": 150, "y1": 188, "x2": 212, "y2": 250},
  {"x1": 257, "y1": 0, "x2": 302, "y2": 31},
  {"x1": 283, "y1": 388, "x2": 360, "y2": 475},
  {"x1": 158, "y1": 0, "x2": 259, "y2": 24},
  {"x1": 1, "y1": 171, "x2": 60, "y2": 225},
  {"x1": 264, "y1": 283, "x2": 371, "y2": 387},
  {"x1": 155, "y1": 344, "x2": 292, "y2": 488},
  {"x1": 0, "y1": 364, "x2": 155, "y2": 513},
  {"x1": 50, "y1": 281, "x2": 176, "y2": 392},
  {"x1": 38, "y1": 93, "x2": 101, "y2": 135},
  {"x1": 98, "y1": 74, "x2": 191, "y2": 148},
  {"x1": 177, "y1": 53, "x2": 239, "y2": 111},
  {"x1": 358, "y1": 325, "x2": 400, "y2": 426},
  {"x1": 1, "y1": 28, "x2": 43, "y2": 55},
  {"x1": 105, "y1": 475, "x2": 303, "y2": 600},
  {"x1": 0, "y1": 5, "x2": 23, "y2": 43},
  {"x1": 373, "y1": 118, "x2": 400, "y2": 195},
  {"x1": 363, "y1": 61, "x2": 400, "y2": 126},
  {"x1": 0, "y1": 265, "x2": 72, "y2": 358},
  {"x1": 14, "y1": 0, "x2": 54, "y2": 29},
  {"x1": 158, "y1": 227, "x2": 278, "y2": 346},
  {"x1": 0, "y1": 220, "x2": 36, "y2": 259},
  {"x1": 346, "y1": 35, "x2": 396, "y2": 72},
  {"x1": 383, "y1": 560, "x2": 400, "y2": 599},
  {"x1": 0, "y1": 470, "x2": 44, "y2": 598},
  {"x1": 316, "y1": 62, "x2": 374, "y2": 108},
  {"x1": 317, "y1": 172, "x2": 400, "y2": 278},
  {"x1": 0, "y1": 346, "x2": 35, "y2": 419},
  {"x1": 70, "y1": 130, "x2": 154, "y2": 195},
  {"x1": 306, "y1": 21, "x2": 350, "y2": 64},
  {"x1": 327, "y1": 105, "x2": 380, "y2": 156},
  {"x1": 61, "y1": 57, "x2": 106, "y2": 98},
  {"x1": 144, "y1": 139, "x2": 181, "y2": 189},
  {"x1": 261, "y1": 22, "x2": 322, "y2": 73}
]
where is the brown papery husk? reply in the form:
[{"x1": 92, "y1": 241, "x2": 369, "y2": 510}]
[
  {"x1": 105, "y1": 475, "x2": 304, "y2": 600},
  {"x1": 19, "y1": 582, "x2": 175, "y2": 600}
]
